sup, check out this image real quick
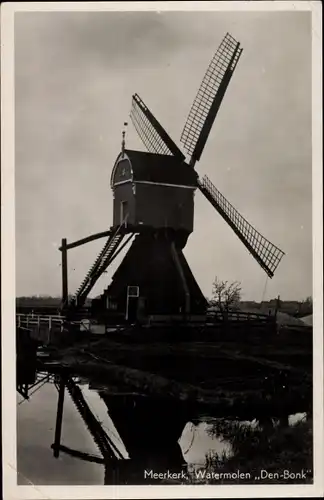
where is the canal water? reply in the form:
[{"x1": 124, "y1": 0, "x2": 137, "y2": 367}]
[{"x1": 17, "y1": 379, "x2": 307, "y2": 485}]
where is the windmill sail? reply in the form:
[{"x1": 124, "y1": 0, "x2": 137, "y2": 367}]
[
  {"x1": 181, "y1": 33, "x2": 243, "y2": 166},
  {"x1": 130, "y1": 93, "x2": 185, "y2": 161},
  {"x1": 198, "y1": 175, "x2": 284, "y2": 278}
]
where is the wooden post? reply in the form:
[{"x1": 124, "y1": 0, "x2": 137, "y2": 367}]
[
  {"x1": 275, "y1": 294, "x2": 281, "y2": 321},
  {"x1": 125, "y1": 292, "x2": 129, "y2": 321},
  {"x1": 53, "y1": 378, "x2": 65, "y2": 458},
  {"x1": 48, "y1": 316, "x2": 52, "y2": 344},
  {"x1": 61, "y1": 238, "x2": 68, "y2": 306}
]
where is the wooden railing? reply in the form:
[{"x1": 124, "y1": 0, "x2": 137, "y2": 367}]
[
  {"x1": 206, "y1": 309, "x2": 275, "y2": 323},
  {"x1": 16, "y1": 313, "x2": 67, "y2": 344},
  {"x1": 16, "y1": 313, "x2": 65, "y2": 329}
]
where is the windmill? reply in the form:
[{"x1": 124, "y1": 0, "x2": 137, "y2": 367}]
[{"x1": 65, "y1": 33, "x2": 284, "y2": 322}]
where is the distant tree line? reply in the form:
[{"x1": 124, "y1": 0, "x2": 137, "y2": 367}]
[
  {"x1": 16, "y1": 295, "x2": 62, "y2": 307},
  {"x1": 17, "y1": 287, "x2": 312, "y2": 318},
  {"x1": 16, "y1": 295, "x2": 92, "y2": 307}
]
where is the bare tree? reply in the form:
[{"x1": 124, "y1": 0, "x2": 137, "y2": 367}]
[
  {"x1": 300, "y1": 296, "x2": 313, "y2": 316},
  {"x1": 210, "y1": 277, "x2": 242, "y2": 318}
]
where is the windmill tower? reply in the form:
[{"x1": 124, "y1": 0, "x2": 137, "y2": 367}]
[{"x1": 67, "y1": 33, "x2": 284, "y2": 322}]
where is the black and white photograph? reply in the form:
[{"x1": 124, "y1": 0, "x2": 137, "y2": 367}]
[{"x1": 1, "y1": 1, "x2": 323, "y2": 498}]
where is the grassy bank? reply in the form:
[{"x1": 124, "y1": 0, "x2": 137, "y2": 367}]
[{"x1": 190, "y1": 417, "x2": 313, "y2": 484}]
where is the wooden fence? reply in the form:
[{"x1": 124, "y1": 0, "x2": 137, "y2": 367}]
[
  {"x1": 16, "y1": 313, "x2": 66, "y2": 344},
  {"x1": 206, "y1": 310, "x2": 275, "y2": 323}
]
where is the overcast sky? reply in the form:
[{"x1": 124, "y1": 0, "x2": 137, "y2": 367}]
[{"x1": 15, "y1": 9, "x2": 312, "y2": 301}]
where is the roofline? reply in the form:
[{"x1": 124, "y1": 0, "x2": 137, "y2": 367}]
[
  {"x1": 110, "y1": 151, "x2": 133, "y2": 189},
  {"x1": 112, "y1": 179, "x2": 197, "y2": 189},
  {"x1": 110, "y1": 149, "x2": 197, "y2": 189},
  {"x1": 135, "y1": 180, "x2": 196, "y2": 190}
]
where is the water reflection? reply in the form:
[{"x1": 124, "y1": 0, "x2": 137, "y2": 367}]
[
  {"x1": 180, "y1": 421, "x2": 233, "y2": 466},
  {"x1": 17, "y1": 375, "x2": 311, "y2": 485}
]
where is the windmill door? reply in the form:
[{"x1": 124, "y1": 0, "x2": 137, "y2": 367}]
[
  {"x1": 120, "y1": 201, "x2": 129, "y2": 225},
  {"x1": 126, "y1": 286, "x2": 140, "y2": 322}
]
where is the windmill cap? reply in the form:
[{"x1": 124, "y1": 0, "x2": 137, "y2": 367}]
[{"x1": 111, "y1": 149, "x2": 198, "y2": 188}]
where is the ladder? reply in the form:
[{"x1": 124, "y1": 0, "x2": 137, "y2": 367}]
[
  {"x1": 65, "y1": 378, "x2": 117, "y2": 459},
  {"x1": 68, "y1": 219, "x2": 127, "y2": 311}
]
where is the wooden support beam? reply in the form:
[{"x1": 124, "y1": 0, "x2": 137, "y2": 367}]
[
  {"x1": 51, "y1": 444, "x2": 105, "y2": 464},
  {"x1": 59, "y1": 230, "x2": 112, "y2": 251},
  {"x1": 53, "y1": 378, "x2": 65, "y2": 458},
  {"x1": 61, "y1": 238, "x2": 68, "y2": 305},
  {"x1": 170, "y1": 242, "x2": 190, "y2": 316}
]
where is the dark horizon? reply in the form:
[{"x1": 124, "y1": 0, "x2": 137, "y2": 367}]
[{"x1": 16, "y1": 294, "x2": 313, "y2": 304}]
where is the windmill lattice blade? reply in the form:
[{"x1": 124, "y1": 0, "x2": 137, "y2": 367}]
[
  {"x1": 130, "y1": 94, "x2": 185, "y2": 161},
  {"x1": 198, "y1": 175, "x2": 284, "y2": 278},
  {"x1": 181, "y1": 33, "x2": 242, "y2": 165}
]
